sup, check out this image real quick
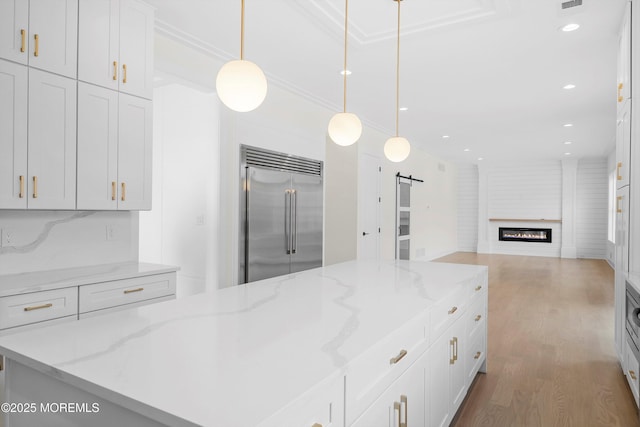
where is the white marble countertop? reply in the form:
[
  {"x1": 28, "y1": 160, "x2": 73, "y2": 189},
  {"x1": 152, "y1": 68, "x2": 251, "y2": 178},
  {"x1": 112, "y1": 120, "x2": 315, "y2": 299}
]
[
  {"x1": 0, "y1": 262, "x2": 180, "y2": 298},
  {"x1": 0, "y1": 260, "x2": 486, "y2": 427}
]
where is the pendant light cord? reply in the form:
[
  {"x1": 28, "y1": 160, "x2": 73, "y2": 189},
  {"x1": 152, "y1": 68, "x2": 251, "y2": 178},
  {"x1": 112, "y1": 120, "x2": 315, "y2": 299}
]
[
  {"x1": 240, "y1": 0, "x2": 245, "y2": 60},
  {"x1": 343, "y1": 0, "x2": 349, "y2": 113},
  {"x1": 395, "y1": 0, "x2": 401, "y2": 137}
]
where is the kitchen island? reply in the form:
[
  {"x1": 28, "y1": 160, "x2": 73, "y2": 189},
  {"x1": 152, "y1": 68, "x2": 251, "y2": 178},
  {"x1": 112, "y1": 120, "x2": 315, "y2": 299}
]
[{"x1": 0, "y1": 260, "x2": 487, "y2": 427}]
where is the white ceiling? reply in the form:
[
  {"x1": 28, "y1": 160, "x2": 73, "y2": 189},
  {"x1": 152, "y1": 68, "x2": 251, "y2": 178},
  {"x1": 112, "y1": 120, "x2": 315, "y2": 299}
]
[{"x1": 148, "y1": 0, "x2": 626, "y2": 164}]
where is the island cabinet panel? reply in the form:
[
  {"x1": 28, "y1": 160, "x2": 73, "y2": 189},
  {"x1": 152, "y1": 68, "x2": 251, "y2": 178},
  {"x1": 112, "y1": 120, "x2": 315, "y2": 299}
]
[{"x1": 351, "y1": 351, "x2": 426, "y2": 427}]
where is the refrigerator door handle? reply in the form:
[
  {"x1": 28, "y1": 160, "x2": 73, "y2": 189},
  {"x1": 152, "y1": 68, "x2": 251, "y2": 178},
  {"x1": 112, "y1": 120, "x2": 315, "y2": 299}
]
[
  {"x1": 285, "y1": 190, "x2": 291, "y2": 254},
  {"x1": 292, "y1": 190, "x2": 297, "y2": 254}
]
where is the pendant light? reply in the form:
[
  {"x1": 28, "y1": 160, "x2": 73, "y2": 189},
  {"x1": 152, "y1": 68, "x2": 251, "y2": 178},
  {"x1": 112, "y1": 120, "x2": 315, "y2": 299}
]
[
  {"x1": 328, "y1": 0, "x2": 362, "y2": 146},
  {"x1": 216, "y1": 0, "x2": 267, "y2": 112},
  {"x1": 384, "y1": 0, "x2": 410, "y2": 162}
]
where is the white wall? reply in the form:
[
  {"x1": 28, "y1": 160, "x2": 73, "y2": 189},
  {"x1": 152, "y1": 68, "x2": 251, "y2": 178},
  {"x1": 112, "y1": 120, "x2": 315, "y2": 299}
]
[
  {"x1": 456, "y1": 164, "x2": 478, "y2": 252},
  {"x1": 0, "y1": 211, "x2": 138, "y2": 278},
  {"x1": 576, "y1": 158, "x2": 608, "y2": 259},
  {"x1": 139, "y1": 83, "x2": 219, "y2": 297}
]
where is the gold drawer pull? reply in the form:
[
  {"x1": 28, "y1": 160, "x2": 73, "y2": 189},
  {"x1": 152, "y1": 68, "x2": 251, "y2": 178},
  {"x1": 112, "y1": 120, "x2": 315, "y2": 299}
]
[
  {"x1": 113, "y1": 61, "x2": 118, "y2": 80},
  {"x1": 122, "y1": 63, "x2": 127, "y2": 83},
  {"x1": 630, "y1": 370, "x2": 637, "y2": 381},
  {"x1": 111, "y1": 181, "x2": 117, "y2": 201},
  {"x1": 474, "y1": 351, "x2": 482, "y2": 360},
  {"x1": 20, "y1": 29, "x2": 26, "y2": 52},
  {"x1": 448, "y1": 306, "x2": 458, "y2": 315},
  {"x1": 401, "y1": 394, "x2": 407, "y2": 427},
  {"x1": 617, "y1": 162, "x2": 623, "y2": 181},
  {"x1": 475, "y1": 285, "x2": 482, "y2": 291},
  {"x1": 121, "y1": 182, "x2": 126, "y2": 201},
  {"x1": 19, "y1": 175, "x2": 24, "y2": 198},
  {"x1": 124, "y1": 287, "x2": 144, "y2": 294},
  {"x1": 618, "y1": 83, "x2": 624, "y2": 103},
  {"x1": 617, "y1": 196, "x2": 622, "y2": 213},
  {"x1": 33, "y1": 176, "x2": 38, "y2": 198},
  {"x1": 312, "y1": 424, "x2": 322, "y2": 427},
  {"x1": 34, "y1": 34, "x2": 39, "y2": 56},
  {"x1": 475, "y1": 314, "x2": 482, "y2": 322},
  {"x1": 390, "y1": 349, "x2": 408, "y2": 365},
  {"x1": 24, "y1": 303, "x2": 53, "y2": 312}
]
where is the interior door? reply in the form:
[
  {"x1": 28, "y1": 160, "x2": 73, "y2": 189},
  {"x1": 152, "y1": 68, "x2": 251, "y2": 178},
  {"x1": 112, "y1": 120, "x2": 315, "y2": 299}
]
[
  {"x1": 358, "y1": 153, "x2": 381, "y2": 260},
  {"x1": 246, "y1": 167, "x2": 292, "y2": 283},
  {"x1": 290, "y1": 173, "x2": 323, "y2": 273}
]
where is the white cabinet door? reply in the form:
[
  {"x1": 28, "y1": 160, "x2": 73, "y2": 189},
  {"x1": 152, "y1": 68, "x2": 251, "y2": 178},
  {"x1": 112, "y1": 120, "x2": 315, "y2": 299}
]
[
  {"x1": 118, "y1": 93, "x2": 152, "y2": 210},
  {"x1": 617, "y1": 1, "x2": 631, "y2": 113},
  {"x1": 616, "y1": 101, "x2": 631, "y2": 190},
  {"x1": 78, "y1": 0, "x2": 119, "y2": 90},
  {"x1": 77, "y1": 82, "x2": 119, "y2": 210},
  {"x1": 28, "y1": 0, "x2": 78, "y2": 78},
  {"x1": 351, "y1": 353, "x2": 425, "y2": 427},
  {"x1": 0, "y1": 59, "x2": 28, "y2": 209},
  {"x1": 428, "y1": 332, "x2": 452, "y2": 427},
  {"x1": 449, "y1": 318, "x2": 467, "y2": 417},
  {"x1": 119, "y1": 0, "x2": 154, "y2": 99},
  {"x1": 27, "y1": 68, "x2": 76, "y2": 209},
  {"x1": 0, "y1": 0, "x2": 29, "y2": 64}
]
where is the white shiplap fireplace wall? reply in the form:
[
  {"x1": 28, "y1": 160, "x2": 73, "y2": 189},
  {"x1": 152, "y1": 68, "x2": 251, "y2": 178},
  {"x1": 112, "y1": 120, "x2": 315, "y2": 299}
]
[{"x1": 458, "y1": 159, "x2": 608, "y2": 259}]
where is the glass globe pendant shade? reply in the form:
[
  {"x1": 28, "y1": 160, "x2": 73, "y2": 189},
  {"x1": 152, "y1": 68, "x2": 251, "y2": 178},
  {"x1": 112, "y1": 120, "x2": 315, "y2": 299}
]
[
  {"x1": 384, "y1": 136, "x2": 410, "y2": 162},
  {"x1": 216, "y1": 59, "x2": 268, "y2": 112},
  {"x1": 328, "y1": 112, "x2": 362, "y2": 146}
]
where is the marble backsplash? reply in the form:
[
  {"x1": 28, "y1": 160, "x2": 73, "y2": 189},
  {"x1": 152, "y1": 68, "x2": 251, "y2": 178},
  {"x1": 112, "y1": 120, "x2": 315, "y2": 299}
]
[{"x1": 0, "y1": 211, "x2": 138, "y2": 276}]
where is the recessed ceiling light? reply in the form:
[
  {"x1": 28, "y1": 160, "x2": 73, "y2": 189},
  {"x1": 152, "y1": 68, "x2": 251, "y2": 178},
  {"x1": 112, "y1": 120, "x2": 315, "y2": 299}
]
[
  {"x1": 564, "y1": 152, "x2": 571, "y2": 156},
  {"x1": 442, "y1": 135, "x2": 450, "y2": 139},
  {"x1": 561, "y1": 23, "x2": 580, "y2": 32},
  {"x1": 564, "y1": 141, "x2": 572, "y2": 145},
  {"x1": 399, "y1": 107, "x2": 408, "y2": 111},
  {"x1": 563, "y1": 123, "x2": 573, "y2": 127},
  {"x1": 477, "y1": 157, "x2": 484, "y2": 161},
  {"x1": 340, "y1": 69, "x2": 352, "y2": 76},
  {"x1": 463, "y1": 148, "x2": 470, "y2": 152},
  {"x1": 563, "y1": 84, "x2": 576, "y2": 90}
]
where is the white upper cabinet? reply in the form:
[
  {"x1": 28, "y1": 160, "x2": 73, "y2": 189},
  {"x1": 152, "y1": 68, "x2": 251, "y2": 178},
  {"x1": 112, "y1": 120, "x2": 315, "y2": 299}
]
[
  {"x1": 117, "y1": 93, "x2": 153, "y2": 210},
  {"x1": 0, "y1": 59, "x2": 28, "y2": 209},
  {"x1": 77, "y1": 83, "x2": 119, "y2": 210},
  {"x1": 617, "y1": 100, "x2": 632, "y2": 190},
  {"x1": 29, "y1": 0, "x2": 78, "y2": 78},
  {"x1": 0, "y1": 0, "x2": 29, "y2": 64},
  {"x1": 27, "y1": 68, "x2": 77, "y2": 209},
  {"x1": 618, "y1": 1, "x2": 632, "y2": 112},
  {"x1": 78, "y1": 0, "x2": 154, "y2": 99}
]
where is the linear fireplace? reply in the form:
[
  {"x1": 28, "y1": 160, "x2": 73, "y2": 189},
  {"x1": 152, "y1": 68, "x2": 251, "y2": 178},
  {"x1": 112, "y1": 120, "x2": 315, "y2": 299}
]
[{"x1": 498, "y1": 227, "x2": 552, "y2": 243}]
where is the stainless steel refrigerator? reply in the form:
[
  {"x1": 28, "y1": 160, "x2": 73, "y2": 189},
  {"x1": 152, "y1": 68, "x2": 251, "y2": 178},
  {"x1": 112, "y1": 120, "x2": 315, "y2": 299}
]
[{"x1": 239, "y1": 145, "x2": 323, "y2": 284}]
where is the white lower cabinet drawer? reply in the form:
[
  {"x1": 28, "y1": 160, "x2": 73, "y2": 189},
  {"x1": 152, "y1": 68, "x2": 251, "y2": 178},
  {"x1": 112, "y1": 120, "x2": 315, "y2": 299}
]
[
  {"x1": 625, "y1": 340, "x2": 640, "y2": 408},
  {"x1": 430, "y1": 284, "x2": 468, "y2": 342},
  {"x1": 345, "y1": 311, "x2": 428, "y2": 426},
  {"x1": 259, "y1": 374, "x2": 344, "y2": 427},
  {"x1": 465, "y1": 324, "x2": 486, "y2": 387},
  {"x1": 79, "y1": 273, "x2": 176, "y2": 314},
  {"x1": 0, "y1": 288, "x2": 78, "y2": 331}
]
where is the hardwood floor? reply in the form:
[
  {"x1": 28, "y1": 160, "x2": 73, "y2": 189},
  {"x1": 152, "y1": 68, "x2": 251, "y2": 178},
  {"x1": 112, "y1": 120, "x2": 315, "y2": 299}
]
[{"x1": 433, "y1": 252, "x2": 640, "y2": 427}]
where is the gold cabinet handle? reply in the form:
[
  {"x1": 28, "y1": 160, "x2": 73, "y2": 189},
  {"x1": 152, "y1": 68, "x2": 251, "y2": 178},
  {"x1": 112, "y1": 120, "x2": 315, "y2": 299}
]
[
  {"x1": 24, "y1": 303, "x2": 53, "y2": 312},
  {"x1": 111, "y1": 181, "x2": 117, "y2": 201},
  {"x1": 475, "y1": 285, "x2": 482, "y2": 291},
  {"x1": 450, "y1": 339, "x2": 455, "y2": 365},
  {"x1": 19, "y1": 175, "x2": 24, "y2": 198},
  {"x1": 394, "y1": 401, "x2": 401, "y2": 427},
  {"x1": 390, "y1": 349, "x2": 408, "y2": 365},
  {"x1": 20, "y1": 29, "x2": 26, "y2": 52},
  {"x1": 312, "y1": 424, "x2": 322, "y2": 427},
  {"x1": 33, "y1": 176, "x2": 38, "y2": 198},
  {"x1": 630, "y1": 370, "x2": 637, "y2": 381},
  {"x1": 122, "y1": 64, "x2": 127, "y2": 83},
  {"x1": 113, "y1": 61, "x2": 118, "y2": 80},
  {"x1": 453, "y1": 336, "x2": 458, "y2": 361},
  {"x1": 617, "y1": 196, "x2": 622, "y2": 213},
  {"x1": 34, "y1": 34, "x2": 39, "y2": 57},
  {"x1": 474, "y1": 351, "x2": 482, "y2": 360},
  {"x1": 617, "y1": 162, "x2": 623, "y2": 181},
  {"x1": 618, "y1": 83, "x2": 624, "y2": 103},
  {"x1": 448, "y1": 306, "x2": 458, "y2": 315},
  {"x1": 400, "y1": 395, "x2": 407, "y2": 427},
  {"x1": 124, "y1": 287, "x2": 144, "y2": 294},
  {"x1": 121, "y1": 182, "x2": 126, "y2": 201},
  {"x1": 475, "y1": 314, "x2": 482, "y2": 322}
]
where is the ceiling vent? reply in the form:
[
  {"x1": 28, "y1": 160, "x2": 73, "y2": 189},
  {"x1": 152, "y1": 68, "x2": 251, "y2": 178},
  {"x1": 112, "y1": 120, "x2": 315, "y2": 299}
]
[{"x1": 561, "y1": 0, "x2": 582, "y2": 10}]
